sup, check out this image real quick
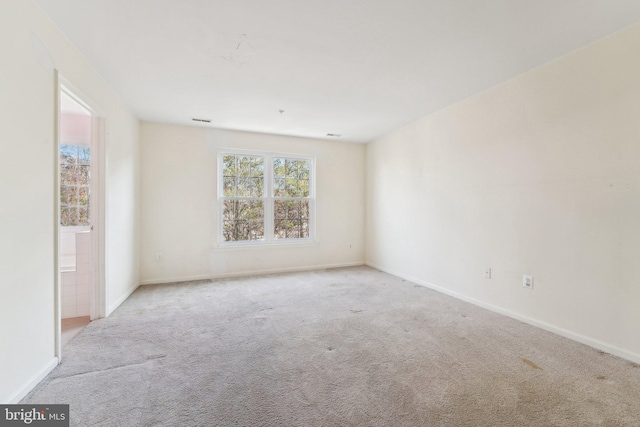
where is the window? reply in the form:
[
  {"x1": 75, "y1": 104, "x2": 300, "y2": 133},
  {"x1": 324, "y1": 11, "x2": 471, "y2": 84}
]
[
  {"x1": 219, "y1": 152, "x2": 314, "y2": 245},
  {"x1": 60, "y1": 144, "x2": 91, "y2": 226},
  {"x1": 221, "y1": 155, "x2": 265, "y2": 241}
]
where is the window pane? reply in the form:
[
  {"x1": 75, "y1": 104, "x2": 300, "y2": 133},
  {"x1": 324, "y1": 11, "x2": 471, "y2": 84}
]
[
  {"x1": 298, "y1": 179, "x2": 309, "y2": 197},
  {"x1": 238, "y1": 200, "x2": 264, "y2": 221},
  {"x1": 299, "y1": 160, "x2": 310, "y2": 196},
  {"x1": 274, "y1": 220, "x2": 288, "y2": 239},
  {"x1": 274, "y1": 218, "x2": 307, "y2": 240},
  {"x1": 68, "y1": 208, "x2": 79, "y2": 225},
  {"x1": 285, "y1": 179, "x2": 298, "y2": 197},
  {"x1": 78, "y1": 146, "x2": 91, "y2": 165},
  {"x1": 223, "y1": 220, "x2": 236, "y2": 241},
  {"x1": 274, "y1": 200, "x2": 285, "y2": 219},
  {"x1": 78, "y1": 187, "x2": 89, "y2": 206},
  {"x1": 61, "y1": 208, "x2": 72, "y2": 226},
  {"x1": 223, "y1": 176, "x2": 236, "y2": 196},
  {"x1": 61, "y1": 186, "x2": 72, "y2": 206},
  {"x1": 250, "y1": 177, "x2": 263, "y2": 197},
  {"x1": 299, "y1": 161, "x2": 310, "y2": 179},
  {"x1": 273, "y1": 158, "x2": 310, "y2": 199},
  {"x1": 289, "y1": 202, "x2": 300, "y2": 219},
  {"x1": 223, "y1": 156, "x2": 236, "y2": 176},
  {"x1": 250, "y1": 220, "x2": 264, "y2": 240},
  {"x1": 60, "y1": 165, "x2": 76, "y2": 185},
  {"x1": 274, "y1": 200, "x2": 295, "y2": 219},
  {"x1": 300, "y1": 201, "x2": 309, "y2": 219},
  {"x1": 60, "y1": 144, "x2": 77, "y2": 165},
  {"x1": 223, "y1": 155, "x2": 264, "y2": 197},
  {"x1": 236, "y1": 220, "x2": 251, "y2": 241},
  {"x1": 66, "y1": 187, "x2": 79, "y2": 205},
  {"x1": 238, "y1": 156, "x2": 251, "y2": 177},
  {"x1": 78, "y1": 165, "x2": 90, "y2": 185},
  {"x1": 78, "y1": 207, "x2": 90, "y2": 225},
  {"x1": 285, "y1": 160, "x2": 298, "y2": 178},
  {"x1": 287, "y1": 224, "x2": 301, "y2": 239},
  {"x1": 274, "y1": 178, "x2": 286, "y2": 197},
  {"x1": 223, "y1": 200, "x2": 238, "y2": 221},
  {"x1": 237, "y1": 178, "x2": 252, "y2": 197},
  {"x1": 60, "y1": 143, "x2": 92, "y2": 227},
  {"x1": 300, "y1": 220, "x2": 310, "y2": 238},
  {"x1": 273, "y1": 158, "x2": 285, "y2": 178},
  {"x1": 273, "y1": 197, "x2": 310, "y2": 239},
  {"x1": 222, "y1": 199, "x2": 264, "y2": 242},
  {"x1": 251, "y1": 157, "x2": 264, "y2": 178}
]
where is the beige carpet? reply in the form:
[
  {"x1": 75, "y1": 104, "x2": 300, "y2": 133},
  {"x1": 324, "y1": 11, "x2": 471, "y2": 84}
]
[{"x1": 23, "y1": 266, "x2": 640, "y2": 426}]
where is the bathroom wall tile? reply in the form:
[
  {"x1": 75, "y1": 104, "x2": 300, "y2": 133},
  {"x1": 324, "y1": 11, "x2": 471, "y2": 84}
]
[
  {"x1": 62, "y1": 304, "x2": 77, "y2": 319},
  {"x1": 62, "y1": 284, "x2": 77, "y2": 296},
  {"x1": 76, "y1": 273, "x2": 90, "y2": 286},
  {"x1": 76, "y1": 304, "x2": 90, "y2": 317},
  {"x1": 76, "y1": 263, "x2": 91, "y2": 275},
  {"x1": 63, "y1": 294, "x2": 77, "y2": 307},
  {"x1": 76, "y1": 287, "x2": 91, "y2": 304},
  {"x1": 76, "y1": 232, "x2": 90, "y2": 245},
  {"x1": 76, "y1": 238, "x2": 90, "y2": 253},
  {"x1": 76, "y1": 251, "x2": 91, "y2": 266},
  {"x1": 76, "y1": 291, "x2": 91, "y2": 307},
  {"x1": 61, "y1": 272, "x2": 76, "y2": 286}
]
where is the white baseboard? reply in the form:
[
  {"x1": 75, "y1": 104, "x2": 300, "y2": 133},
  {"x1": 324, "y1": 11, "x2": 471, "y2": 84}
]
[
  {"x1": 140, "y1": 261, "x2": 365, "y2": 285},
  {"x1": 366, "y1": 262, "x2": 640, "y2": 366},
  {"x1": 106, "y1": 282, "x2": 140, "y2": 316},
  {"x1": 5, "y1": 357, "x2": 59, "y2": 404}
]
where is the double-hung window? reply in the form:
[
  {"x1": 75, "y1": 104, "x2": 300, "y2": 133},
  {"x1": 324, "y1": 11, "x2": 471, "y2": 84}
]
[{"x1": 219, "y1": 152, "x2": 314, "y2": 245}]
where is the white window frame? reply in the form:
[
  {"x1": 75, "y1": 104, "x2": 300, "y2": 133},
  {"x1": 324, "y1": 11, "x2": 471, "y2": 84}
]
[{"x1": 217, "y1": 149, "x2": 316, "y2": 247}]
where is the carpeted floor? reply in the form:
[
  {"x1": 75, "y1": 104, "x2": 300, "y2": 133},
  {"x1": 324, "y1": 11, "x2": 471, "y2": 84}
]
[{"x1": 23, "y1": 266, "x2": 640, "y2": 426}]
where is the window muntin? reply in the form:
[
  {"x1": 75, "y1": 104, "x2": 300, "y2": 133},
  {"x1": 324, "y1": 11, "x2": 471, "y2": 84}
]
[
  {"x1": 219, "y1": 152, "x2": 314, "y2": 245},
  {"x1": 222, "y1": 155, "x2": 264, "y2": 198}
]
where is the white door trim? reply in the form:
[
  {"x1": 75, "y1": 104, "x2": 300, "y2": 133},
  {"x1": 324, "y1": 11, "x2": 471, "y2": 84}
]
[{"x1": 54, "y1": 72, "x2": 108, "y2": 360}]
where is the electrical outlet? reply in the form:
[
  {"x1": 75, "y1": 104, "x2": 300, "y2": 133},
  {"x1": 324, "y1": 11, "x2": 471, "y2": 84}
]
[
  {"x1": 349, "y1": 243, "x2": 352, "y2": 249},
  {"x1": 155, "y1": 254, "x2": 164, "y2": 263},
  {"x1": 484, "y1": 268, "x2": 491, "y2": 279},
  {"x1": 523, "y1": 275, "x2": 533, "y2": 289}
]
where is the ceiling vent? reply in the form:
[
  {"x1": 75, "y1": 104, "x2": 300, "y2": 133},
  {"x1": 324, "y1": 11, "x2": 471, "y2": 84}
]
[
  {"x1": 326, "y1": 133, "x2": 341, "y2": 137},
  {"x1": 192, "y1": 118, "x2": 211, "y2": 123}
]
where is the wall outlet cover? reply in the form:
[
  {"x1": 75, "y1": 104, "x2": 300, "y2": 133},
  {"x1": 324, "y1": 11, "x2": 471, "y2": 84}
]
[
  {"x1": 484, "y1": 268, "x2": 491, "y2": 279},
  {"x1": 523, "y1": 275, "x2": 533, "y2": 289}
]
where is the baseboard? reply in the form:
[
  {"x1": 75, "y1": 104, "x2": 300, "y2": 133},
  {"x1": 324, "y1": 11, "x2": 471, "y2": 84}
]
[
  {"x1": 5, "y1": 357, "x2": 58, "y2": 404},
  {"x1": 140, "y1": 261, "x2": 365, "y2": 285},
  {"x1": 106, "y1": 282, "x2": 140, "y2": 316},
  {"x1": 366, "y1": 262, "x2": 640, "y2": 366}
]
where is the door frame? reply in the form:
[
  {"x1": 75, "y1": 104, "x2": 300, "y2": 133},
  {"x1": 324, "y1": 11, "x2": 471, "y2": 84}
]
[{"x1": 54, "y1": 71, "x2": 107, "y2": 360}]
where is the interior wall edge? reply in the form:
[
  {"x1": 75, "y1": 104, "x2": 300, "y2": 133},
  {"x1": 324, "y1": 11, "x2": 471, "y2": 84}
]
[
  {"x1": 366, "y1": 262, "x2": 640, "y2": 366},
  {"x1": 106, "y1": 282, "x2": 140, "y2": 317},
  {"x1": 4, "y1": 357, "x2": 58, "y2": 404},
  {"x1": 140, "y1": 261, "x2": 365, "y2": 286}
]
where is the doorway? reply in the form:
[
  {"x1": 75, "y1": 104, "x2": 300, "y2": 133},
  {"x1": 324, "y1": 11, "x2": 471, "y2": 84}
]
[{"x1": 56, "y1": 82, "x2": 105, "y2": 353}]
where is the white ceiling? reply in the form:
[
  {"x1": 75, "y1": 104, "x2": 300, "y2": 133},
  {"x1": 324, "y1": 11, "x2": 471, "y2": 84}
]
[{"x1": 34, "y1": 0, "x2": 640, "y2": 143}]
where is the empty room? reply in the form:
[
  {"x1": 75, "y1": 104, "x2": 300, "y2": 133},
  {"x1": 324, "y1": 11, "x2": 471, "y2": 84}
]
[{"x1": 2, "y1": 0, "x2": 640, "y2": 425}]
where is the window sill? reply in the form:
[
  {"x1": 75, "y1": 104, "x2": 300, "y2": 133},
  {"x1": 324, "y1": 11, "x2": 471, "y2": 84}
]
[{"x1": 214, "y1": 239, "x2": 318, "y2": 251}]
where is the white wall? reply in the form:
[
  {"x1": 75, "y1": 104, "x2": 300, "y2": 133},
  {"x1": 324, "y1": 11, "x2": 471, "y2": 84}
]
[
  {"x1": 366, "y1": 23, "x2": 640, "y2": 362},
  {"x1": 140, "y1": 122, "x2": 364, "y2": 283},
  {"x1": 0, "y1": 0, "x2": 140, "y2": 402}
]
